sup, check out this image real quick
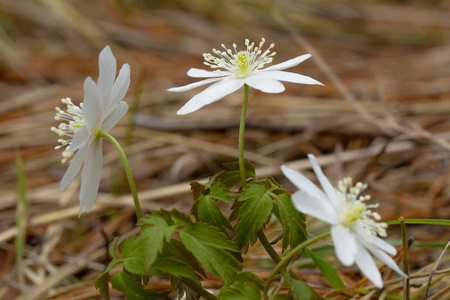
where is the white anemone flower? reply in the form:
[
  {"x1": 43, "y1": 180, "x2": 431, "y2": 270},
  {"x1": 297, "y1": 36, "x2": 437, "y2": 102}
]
[
  {"x1": 168, "y1": 38, "x2": 323, "y2": 115},
  {"x1": 281, "y1": 154, "x2": 407, "y2": 288},
  {"x1": 51, "y1": 46, "x2": 130, "y2": 215}
]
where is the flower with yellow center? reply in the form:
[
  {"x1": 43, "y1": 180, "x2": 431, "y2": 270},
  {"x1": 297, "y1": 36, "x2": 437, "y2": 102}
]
[
  {"x1": 52, "y1": 46, "x2": 130, "y2": 215},
  {"x1": 281, "y1": 154, "x2": 407, "y2": 288},
  {"x1": 168, "y1": 38, "x2": 323, "y2": 115}
]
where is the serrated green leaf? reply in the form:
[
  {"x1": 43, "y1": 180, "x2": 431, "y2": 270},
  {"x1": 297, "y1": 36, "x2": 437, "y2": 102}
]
[
  {"x1": 119, "y1": 236, "x2": 146, "y2": 275},
  {"x1": 291, "y1": 279, "x2": 323, "y2": 300},
  {"x1": 193, "y1": 194, "x2": 232, "y2": 234},
  {"x1": 272, "y1": 193, "x2": 307, "y2": 252},
  {"x1": 179, "y1": 222, "x2": 240, "y2": 282},
  {"x1": 306, "y1": 248, "x2": 345, "y2": 289},
  {"x1": 233, "y1": 182, "x2": 273, "y2": 249},
  {"x1": 218, "y1": 160, "x2": 255, "y2": 187},
  {"x1": 190, "y1": 181, "x2": 206, "y2": 201},
  {"x1": 219, "y1": 271, "x2": 264, "y2": 300},
  {"x1": 210, "y1": 181, "x2": 234, "y2": 203},
  {"x1": 153, "y1": 256, "x2": 200, "y2": 280},
  {"x1": 111, "y1": 270, "x2": 169, "y2": 299},
  {"x1": 94, "y1": 272, "x2": 110, "y2": 300},
  {"x1": 138, "y1": 214, "x2": 176, "y2": 272},
  {"x1": 165, "y1": 239, "x2": 206, "y2": 277}
]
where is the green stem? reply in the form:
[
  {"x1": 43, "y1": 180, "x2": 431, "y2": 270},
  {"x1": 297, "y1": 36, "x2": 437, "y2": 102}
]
[
  {"x1": 257, "y1": 230, "x2": 281, "y2": 263},
  {"x1": 238, "y1": 84, "x2": 250, "y2": 188},
  {"x1": 98, "y1": 130, "x2": 143, "y2": 219},
  {"x1": 182, "y1": 278, "x2": 217, "y2": 300},
  {"x1": 262, "y1": 232, "x2": 330, "y2": 299}
]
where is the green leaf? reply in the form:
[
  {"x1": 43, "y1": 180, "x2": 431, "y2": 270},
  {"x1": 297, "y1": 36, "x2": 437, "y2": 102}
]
[
  {"x1": 193, "y1": 194, "x2": 232, "y2": 234},
  {"x1": 152, "y1": 256, "x2": 200, "y2": 280},
  {"x1": 306, "y1": 248, "x2": 345, "y2": 289},
  {"x1": 94, "y1": 272, "x2": 110, "y2": 300},
  {"x1": 164, "y1": 239, "x2": 206, "y2": 277},
  {"x1": 218, "y1": 160, "x2": 255, "y2": 187},
  {"x1": 291, "y1": 279, "x2": 323, "y2": 300},
  {"x1": 119, "y1": 236, "x2": 146, "y2": 275},
  {"x1": 111, "y1": 270, "x2": 169, "y2": 299},
  {"x1": 272, "y1": 193, "x2": 307, "y2": 252},
  {"x1": 210, "y1": 181, "x2": 234, "y2": 203},
  {"x1": 179, "y1": 222, "x2": 241, "y2": 282},
  {"x1": 233, "y1": 181, "x2": 273, "y2": 249},
  {"x1": 138, "y1": 213, "x2": 176, "y2": 272},
  {"x1": 218, "y1": 271, "x2": 264, "y2": 300}
]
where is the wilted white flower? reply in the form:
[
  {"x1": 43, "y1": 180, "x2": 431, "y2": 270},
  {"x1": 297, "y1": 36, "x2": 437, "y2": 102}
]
[
  {"x1": 168, "y1": 38, "x2": 323, "y2": 115},
  {"x1": 281, "y1": 154, "x2": 407, "y2": 288},
  {"x1": 51, "y1": 46, "x2": 130, "y2": 215}
]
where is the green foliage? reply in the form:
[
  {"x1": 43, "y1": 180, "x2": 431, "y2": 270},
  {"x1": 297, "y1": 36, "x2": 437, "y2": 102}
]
[
  {"x1": 233, "y1": 181, "x2": 274, "y2": 249},
  {"x1": 272, "y1": 193, "x2": 308, "y2": 252},
  {"x1": 111, "y1": 270, "x2": 169, "y2": 299},
  {"x1": 306, "y1": 248, "x2": 345, "y2": 289},
  {"x1": 94, "y1": 272, "x2": 110, "y2": 300},
  {"x1": 179, "y1": 221, "x2": 241, "y2": 282},
  {"x1": 291, "y1": 279, "x2": 324, "y2": 300},
  {"x1": 138, "y1": 213, "x2": 177, "y2": 272},
  {"x1": 218, "y1": 271, "x2": 264, "y2": 300}
]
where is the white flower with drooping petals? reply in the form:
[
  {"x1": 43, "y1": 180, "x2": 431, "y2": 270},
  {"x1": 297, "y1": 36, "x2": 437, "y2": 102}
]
[
  {"x1": 51, "y1": 46, "x2": 130, "y2": 215},
  {"x1": 168, "y1": 38, "x2": 323, "y2": 115},
  {"x1": 281, "y1": 154, "x2": 408, "y2": 288}
]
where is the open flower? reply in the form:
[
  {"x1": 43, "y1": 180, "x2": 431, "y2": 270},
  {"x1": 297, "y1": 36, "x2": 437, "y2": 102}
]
[
  {"x1": 51, "y1": 46, "x2": 130, "y2": 215},
  {"x1": 281, "y1": 155, "x2": 407, "y2": 288},
  {"x1": 168, "y1": 38, "x2": 323, "y2": 115}
]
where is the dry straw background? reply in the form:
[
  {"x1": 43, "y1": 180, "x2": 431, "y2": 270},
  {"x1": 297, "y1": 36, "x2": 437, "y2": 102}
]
[{"x1": 0, "y1": 0, "x2": 449, "y2": 299}]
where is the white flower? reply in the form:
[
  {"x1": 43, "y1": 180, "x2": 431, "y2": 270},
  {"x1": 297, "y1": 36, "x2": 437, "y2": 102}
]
[
  {"x1": 281, "y1": 154, "x2": 407, "y2": 288},
  {"x1": 51, "y1": 46, "x2": 130, "y2": 215},
  {"x1": 168, "y1": 38, "x2": 323, "y2": 115}
]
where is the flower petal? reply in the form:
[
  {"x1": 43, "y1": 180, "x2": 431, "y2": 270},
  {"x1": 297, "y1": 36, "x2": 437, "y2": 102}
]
[
  {"x1": 291, "y1": 190, "x2": 338, "y2": 224},
  {"x1": 168, "y1": 77, "x2": 223, "y2": 92},
  {"x1": 373, "y1": 237, "x2": 397, "y2": 256},
  {"x1": 354, "y1": 243, "x2": 383, "y2": 288},
  {"x1": 70, "y1": 125, "x2": 89, "y2": 152},
  {"x1": 331, "y1": 225, "x2": 357, "y2": 266},
  {"x1": 245, "y1": 75, "x2": 285, "y2": 93},
  {"x1": 79, "y1": 139, "x2": 103, "y2": 215},
  {"x1": 82, "y1": 77, "x2": 102, "y2": 131},
  {"x1": 369, "y1": 245, "x2": 408, "y2": 279},
  {"x1": 307, "y1": 154, "x2": 339, "y2": 206},
  {"x1": 187, "y1": 68, "x2": 226, "y2": 78},
  {"x1": 263, "y1": 54, "x2": 311, "y2": 71},
  {"x1": 261, "y1": 71, "x2": 323, "y2": 86},
  {"x1": 102, "y1": 101, "x2": 129, "y2": 133},
  {"x1": 60, "y1": 144, "x2": 88, "y2": 190},
  {"x1": 109, "y1": 63, "x2": 130, "y2": 110},
  {"x1": 97, "y1": 46, "x2": 117, "y2": 104},
  {"x1": 177, "y1": 79, "x2": 244, "y2": 115},
  {"x1": 281, "y1": 165, "x2": 328, "y2": 202}
]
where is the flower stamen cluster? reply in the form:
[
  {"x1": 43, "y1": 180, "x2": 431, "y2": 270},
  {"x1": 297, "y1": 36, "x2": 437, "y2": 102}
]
[
  {"x1": 51, "y1": 98, "x2": 85, "y2": 163},
  {"x1": 337, "y1": 177, "x2": 387, "y2": 242},
  {"x1": 203, "y1": 38, "x2": 275, "y2": 78}
]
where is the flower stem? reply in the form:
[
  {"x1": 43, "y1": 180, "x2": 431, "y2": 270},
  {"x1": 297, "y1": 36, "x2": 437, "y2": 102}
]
[
  {"x1": 181, "y1": 278, "x2": 217, "y2": 300},
  {"x1": 262, "y1": 231, "x2": 330, "y2": 299},
  {"x1": 98, "y1": 130, "x2": 143, "y2": 219},
  {"x1": 238, "y1": 84, "x2": 250, "y2": 188}
]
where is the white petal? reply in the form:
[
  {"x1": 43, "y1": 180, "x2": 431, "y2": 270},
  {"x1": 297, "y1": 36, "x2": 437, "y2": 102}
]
[
  {"x1": 83, "y1": 77, "x2": 102, "y2": 130},
  {"x1": 354, "y1": 243, "x2": 383, "y2": 288},
  {"x1": 291, "y1": 190, "x2": 338, "y2": 224},
  {"x1": 331, "y1": 225, "x2": 357, "y2": 266},
  {"x1": 168, "y1": 77, "x2": 223, "y2": 92},
  {"x1": 60, "y1": 144, "x2": 88, "y2": 190},
  {"x1": 263, "y1": 54, "x2": 311, "y2": 71},
  {"x1": 177, "y1": 79, "x2": 244, "y2": 115},
  {"x1": 79, "y1": 139, "x2": 103, "y2": 215},
  {"x1": 281, "y1": 165, "x2": 328, "y2": 202},
  {"x1": 373, "y1": 237, "x2": 397, "y2": 256},
  {"x1": 97, "y1": 46, "x2": 117, "y2": 104},
  {"x1": 109, "y1": 63, "x2": 130, "y2": 110},
  {"x1": 261, "y1": 71, "x2": 323, "y2": 86},
  {"x1": 187, "y1": 68, "x2": 226, "y2": 78},
  {"x1": 308, "y1": 154, "x2": 339, "y2": 206},
  {"x1": 70, "y1": 125, "x2": 89, "y2": 152},
  {"x1": 369, "y1": 246, "x2": 408, "y2": 279},
  {"x1": 102, "y1": 102, "x2": 129, "y2": 133},
  {"x1": 244, "y1": 75, "x2": 285, "y2": 93}
]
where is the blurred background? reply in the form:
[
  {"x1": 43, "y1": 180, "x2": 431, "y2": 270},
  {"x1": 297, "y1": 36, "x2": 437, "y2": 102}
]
[{"x1": 0, "y1": 0, "x2": 449, "y2": 299}]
